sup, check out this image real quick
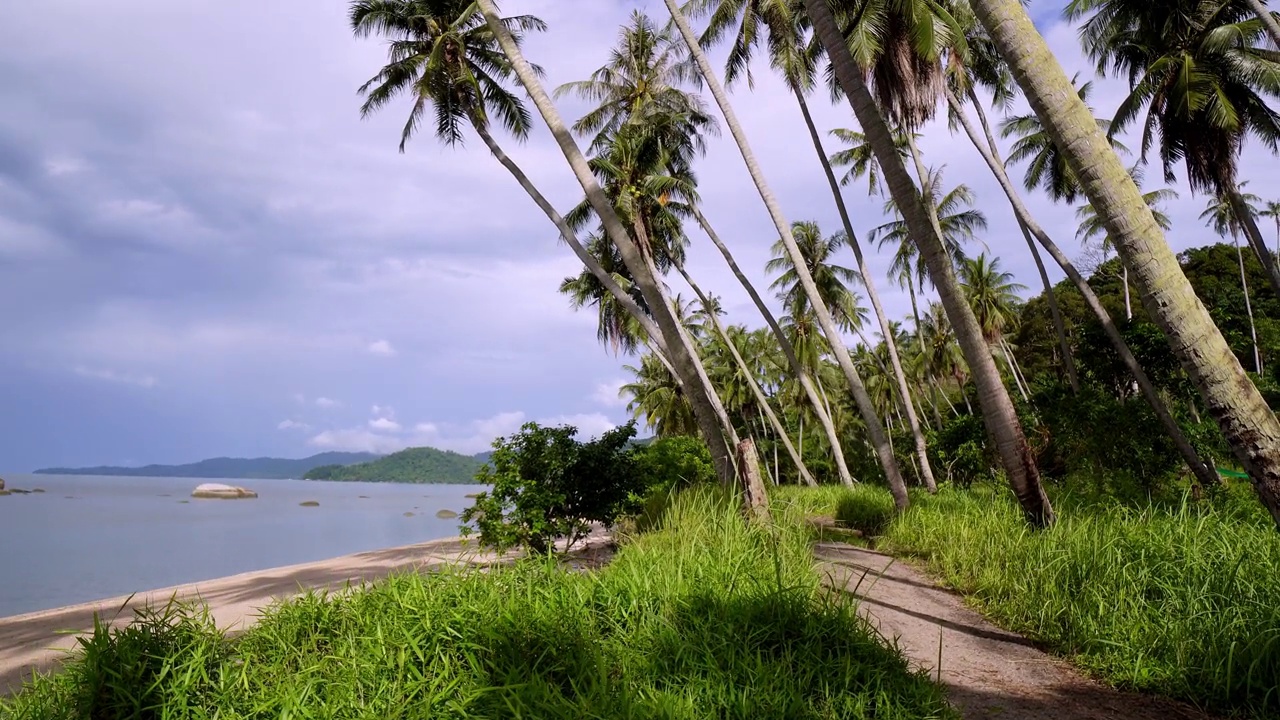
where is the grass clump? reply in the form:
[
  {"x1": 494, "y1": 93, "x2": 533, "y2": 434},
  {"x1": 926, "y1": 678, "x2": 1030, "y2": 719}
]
[
  {"x1": 2, "y1": 489, "x2": 953, "y2": 720},
  {"x1": 828, "y1": 483, "x2": 1280, "y2": 718}
]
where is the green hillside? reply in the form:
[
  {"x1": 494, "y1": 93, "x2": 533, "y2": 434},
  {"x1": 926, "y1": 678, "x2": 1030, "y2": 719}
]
[
  {"x1": 304, "y1": 446, "x2": 485, "y2": 484},
  {"x1": 34, "y1": 452, "x2": 379, "y2": 480}
]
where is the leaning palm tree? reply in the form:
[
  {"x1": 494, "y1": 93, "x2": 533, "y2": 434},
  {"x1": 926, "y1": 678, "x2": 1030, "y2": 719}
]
[
  {"x1": 559, "y1": 9, "x2": 854, "y2": 486},
  {"x1": 558, "y1": 234, "x2": 649, "y2": 355},
  {"x1": 1000, "y1": 75, "x2": 1124, "y2": 204},
  {"x1": 1076, "y1": 167, "x2": 1178, "y2": 320},
  {"x1": 803, "y1": 0, "x2": 1056, "y2": 526},
  {"x1": 475, "y1": 0, "x2": 740, "y2": 485},
  {"x1": 965, "y1": 0, "x2": 1280, "y2": 527},
  {"x1": 665, "y1": 0, "x2": 911, "y2": 505},
  {"x1": 350, "y1": 0, "x2": 675, "y2": 410},
  {"x1": 868, "y1": 168, "x2": 982, "y2": 329},
  {"x1": 1068, "y1": 0, "x2": 1280, "y2": 299},
  {"x1": 1202, "y1": 189, "x2": 1265, "y2": 374},
  {"x1": 688, "y1": 0, "x2": 939, "y2": 490},
  {"x1": 1261, "y1": 199, "x2": 1280, "y2": 257},
  {"x1": 940, "y1": 19, "x2": 1220, "y2": 492}
]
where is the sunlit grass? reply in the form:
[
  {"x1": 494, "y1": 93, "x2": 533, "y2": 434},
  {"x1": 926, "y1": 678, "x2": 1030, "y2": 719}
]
[
  {"x1": 789, "y1": 482, "x2": 1280, "y2": 718},
  {"x1": 1, "y1": 488, "x2": 953, "y2": 720}
]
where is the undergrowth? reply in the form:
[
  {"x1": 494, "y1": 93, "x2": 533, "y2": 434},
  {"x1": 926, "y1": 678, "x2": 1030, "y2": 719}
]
[
  {"x1": 1, "y1": 489, "x2": 953, "y2": 720},
  {"x1": 796, "y1": 482, "x2": 1280, "y2": 718}
]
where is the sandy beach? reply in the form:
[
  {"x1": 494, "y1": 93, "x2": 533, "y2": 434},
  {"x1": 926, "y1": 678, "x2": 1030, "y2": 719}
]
[{"x1": 0, "y1": 531, "x2": 611, "y2": 694}]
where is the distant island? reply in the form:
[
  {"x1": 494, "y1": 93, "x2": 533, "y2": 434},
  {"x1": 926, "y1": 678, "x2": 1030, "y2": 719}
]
[
  {"x1": 34, "y1": 452, "x2": 381, "y2": 480},
  {"x1": 304, "y1": 446, "x2": 485, "y2": 484}
]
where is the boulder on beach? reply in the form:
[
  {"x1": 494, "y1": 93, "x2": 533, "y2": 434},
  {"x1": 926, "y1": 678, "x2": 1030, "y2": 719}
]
[{"x1": 191, "y1": 483, "x2": 258, "y2": 499}]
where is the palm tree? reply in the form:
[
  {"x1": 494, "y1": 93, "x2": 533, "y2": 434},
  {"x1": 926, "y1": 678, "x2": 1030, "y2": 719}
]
[
  {"x1": 767, "y1": 222, "x2": 864, "y2": 331},
  {"x1": 674, "y1": 262, "x2": 818, "y2": 485},
  {"x1": 665, "y1": 0, "x2": 911, "y2": 504},
  {"x1": 803, "y1": 0, "x2": 1056, "y2": 526},
  {"x1": 958, "y1": 254, "x2": 1030, "y2": 399},
  {"x1": 561, "y1": 9, "x2": 855, "y2": 486},
  {"x1": 829, "y1": 128, "x2": 910, "y2": 196},
  {"x1": 966, "y1": 0, "x2": 1280, "y2": 527},
  {"x1": 623, "y1": 353, "x2": 698, "y2": 437},
  {"x1": 868, "y1": 168, "x2": 982, "y2": 329},
  {"x1": 689, "y1": 0, "x2": 939, "y2": 491},
  {"x1": 1202, "y1": 188, "x2": 1265, "y2": 374},
  {"x1": 1242, "y1": 0, "x2": 1280, "y2": 48},
  {"x1": 350, "y1": 0, "x2": 683, "y2": 395},
  {"x1": 1076, "y1": 167, "x2": 1178, "y2": 320},
  {"x1": 1000, "y1": 76, "x2": 1124, "y2": 204},
  {"x1": 558, "y1": 234, "x2": 648, "y2": 355},
  {"x1": 1068, "y1": 0, "x2": 1280, "y2": 299},
  {"x1": 477, "y1": 0, "x2": 740, "y2": 487},
  {"x1": 1261, "y1": 200, "x2": 1280, "y2": 257},
  {"x1": 940, "y1": 35, "x2": 1221, "y2": 493}
]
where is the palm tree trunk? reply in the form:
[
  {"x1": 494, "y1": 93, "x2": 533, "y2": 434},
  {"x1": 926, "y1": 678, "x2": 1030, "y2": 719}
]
[
  {"x1": 630, "y1": 215, "x2": 742, "y2": 451},
  {"x1": 1235, "y1": 235, "x2": 1264, "y2": 374},
  {"x1": 967, "y1": 0, "x2": 1280, "y2": 525},
  {"x1": 689, "y1": 204, "x2": 855, "y2": 485},
  {"x1": 666, "y1": 0, "x2": 906, "y2": 506},
  {"x1": 964, "y1": 88, "x2": 1080, "y2": 391},
  {"x1": 1229, "y1": 190, "x2": 1280, "y2": 300},
  {"x1": 676, "y1": 261, "x2": 818, "y2": 486},
  {"x1": 472, "y1": 124, "x2": 665, "y2": 351},
  {"x1": 479, "y1": 0, "x2": 739, "y2": 488},
  {"x1": 1122, "y1": 265, "x2": 1132, "y2": 320},
  {"x1": 944, "y1": 84, "x2": 1221, "y2": 492},
  {"x1": 795, "y1": 88, "x2": 938, "y2": 492},
  {"x1": 806, "y1": 0, "x2": 1052, "y2": 525},
  {"x1": 1242, "y1": 0, "x2": 1280, "y2": 49},
  {"x1": 1000, "y1": 337, "x2": 1031, "y2": 402}
]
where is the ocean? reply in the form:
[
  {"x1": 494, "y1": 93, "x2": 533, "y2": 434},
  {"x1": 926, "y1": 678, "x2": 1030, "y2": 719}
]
[{"x1": 0, "y1": 474, "x2": 481, "y2": 618}]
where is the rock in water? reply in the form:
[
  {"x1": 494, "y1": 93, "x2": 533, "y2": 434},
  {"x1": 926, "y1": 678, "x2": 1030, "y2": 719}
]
[
  {"x1": 299, "y1": 500, "x2": 320, "y2": 507},
  {"x1": 191, "y1": 483, "x2": 258, "y2": 499},
  {"x1": 0, "y1": 477, "x2": 5, "y2": 490},
  {"x1": 436, "y1": 509, "x2": 459, "y2": 519}
]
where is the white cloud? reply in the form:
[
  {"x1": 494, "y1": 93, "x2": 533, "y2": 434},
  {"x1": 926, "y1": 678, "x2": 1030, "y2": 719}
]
[
  {"x1": 277, "y1": 419, "x2": 311, "y2": 431},
  {"x1": 368, "y1": 417, "x2": 401, "y2": 432},
  {"x1": 44, "y1": 156, "x2": 88, "y2": 177},
  {"x1": 72, "y1": 366, "x2": 158, "y2": 388},
  {"x1": 590, "y1": 379, "x2": 629, "y2": 408},
  {"x1": 314, "y1": 396, "x2": 340, "y2": 408},
  {"x1": 366, "y1": 339, "x2": 396, "y2": 356},
  {"x1": 541, "y1": 413, "x2": 620, "y2": 440}
]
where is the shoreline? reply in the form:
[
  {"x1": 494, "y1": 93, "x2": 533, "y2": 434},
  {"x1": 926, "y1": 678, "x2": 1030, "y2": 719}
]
[{"x1": 0, "y1": 532, "x2": 608, "y2": 695}]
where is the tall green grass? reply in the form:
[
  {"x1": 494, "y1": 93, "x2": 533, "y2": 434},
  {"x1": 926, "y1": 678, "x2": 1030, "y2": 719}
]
[
  {"x1": 817, "y1": 483, "x2": 1280, "y2": 718},
  {"x1": 1, "y1": 489, "x2": 953, "y2": 719}
]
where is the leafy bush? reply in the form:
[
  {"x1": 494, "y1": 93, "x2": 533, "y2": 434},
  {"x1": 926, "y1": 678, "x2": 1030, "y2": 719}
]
[
  {"x1": 835, "y1": 485, "x2": 896, "y2": 536},
  {"x1": 926, "y1": 413, "x2": 997, "y2": 487},
  {"x1": 461, "y1": 421, "x2": 643, "y2": 554}
]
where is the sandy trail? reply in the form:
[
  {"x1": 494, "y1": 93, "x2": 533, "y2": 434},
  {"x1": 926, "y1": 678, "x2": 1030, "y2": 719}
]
[
  {"x1": 0, "y1": 531, "x2": 611, "y2": 694},
  {"x1": 816, "y1": 542, "x2": 1216, "y2": 720}
]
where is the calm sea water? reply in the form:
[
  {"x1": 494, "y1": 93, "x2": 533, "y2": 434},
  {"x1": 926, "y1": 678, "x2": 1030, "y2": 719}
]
[{"x1": 0, "y1": 474, "x2": 482, "y2": 618}]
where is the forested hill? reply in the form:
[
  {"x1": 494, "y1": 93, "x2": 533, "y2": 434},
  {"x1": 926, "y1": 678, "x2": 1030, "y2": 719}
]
[
  {"x1": 34, "y1": 452, "x2": 380, "y2": 480},
  {"x1": 303, "y1": 446, "x2": 487, "y2": 484}
]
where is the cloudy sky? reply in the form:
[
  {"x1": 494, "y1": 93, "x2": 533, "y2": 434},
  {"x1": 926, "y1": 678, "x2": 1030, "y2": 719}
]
[{"x1": 2, "y1": 0, "x2": 1274, "y2": 470}]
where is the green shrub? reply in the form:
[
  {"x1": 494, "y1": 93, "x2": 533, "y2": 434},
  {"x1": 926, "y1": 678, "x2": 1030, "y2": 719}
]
[
  {"x1": 835, "y1": 486, "x2": 897, "y2": 536},
  {"x1": 633, "y1": 436, "x2": 715, "y2": 492},
  {"x1": 927, "y1": 413, "x2": 996, "y2": 486},
  {"x1": 462, "y1": 421, "x2": 643, "y2": 554}
]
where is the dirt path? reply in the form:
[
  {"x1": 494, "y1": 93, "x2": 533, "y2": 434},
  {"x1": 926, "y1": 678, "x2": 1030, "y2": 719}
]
[
  {"x1": 816, "y1": 542, "x2": 1216, "y2": 720},
  {"x1": 0, "y1": 530, "x2": 612, "y2": 695}
]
